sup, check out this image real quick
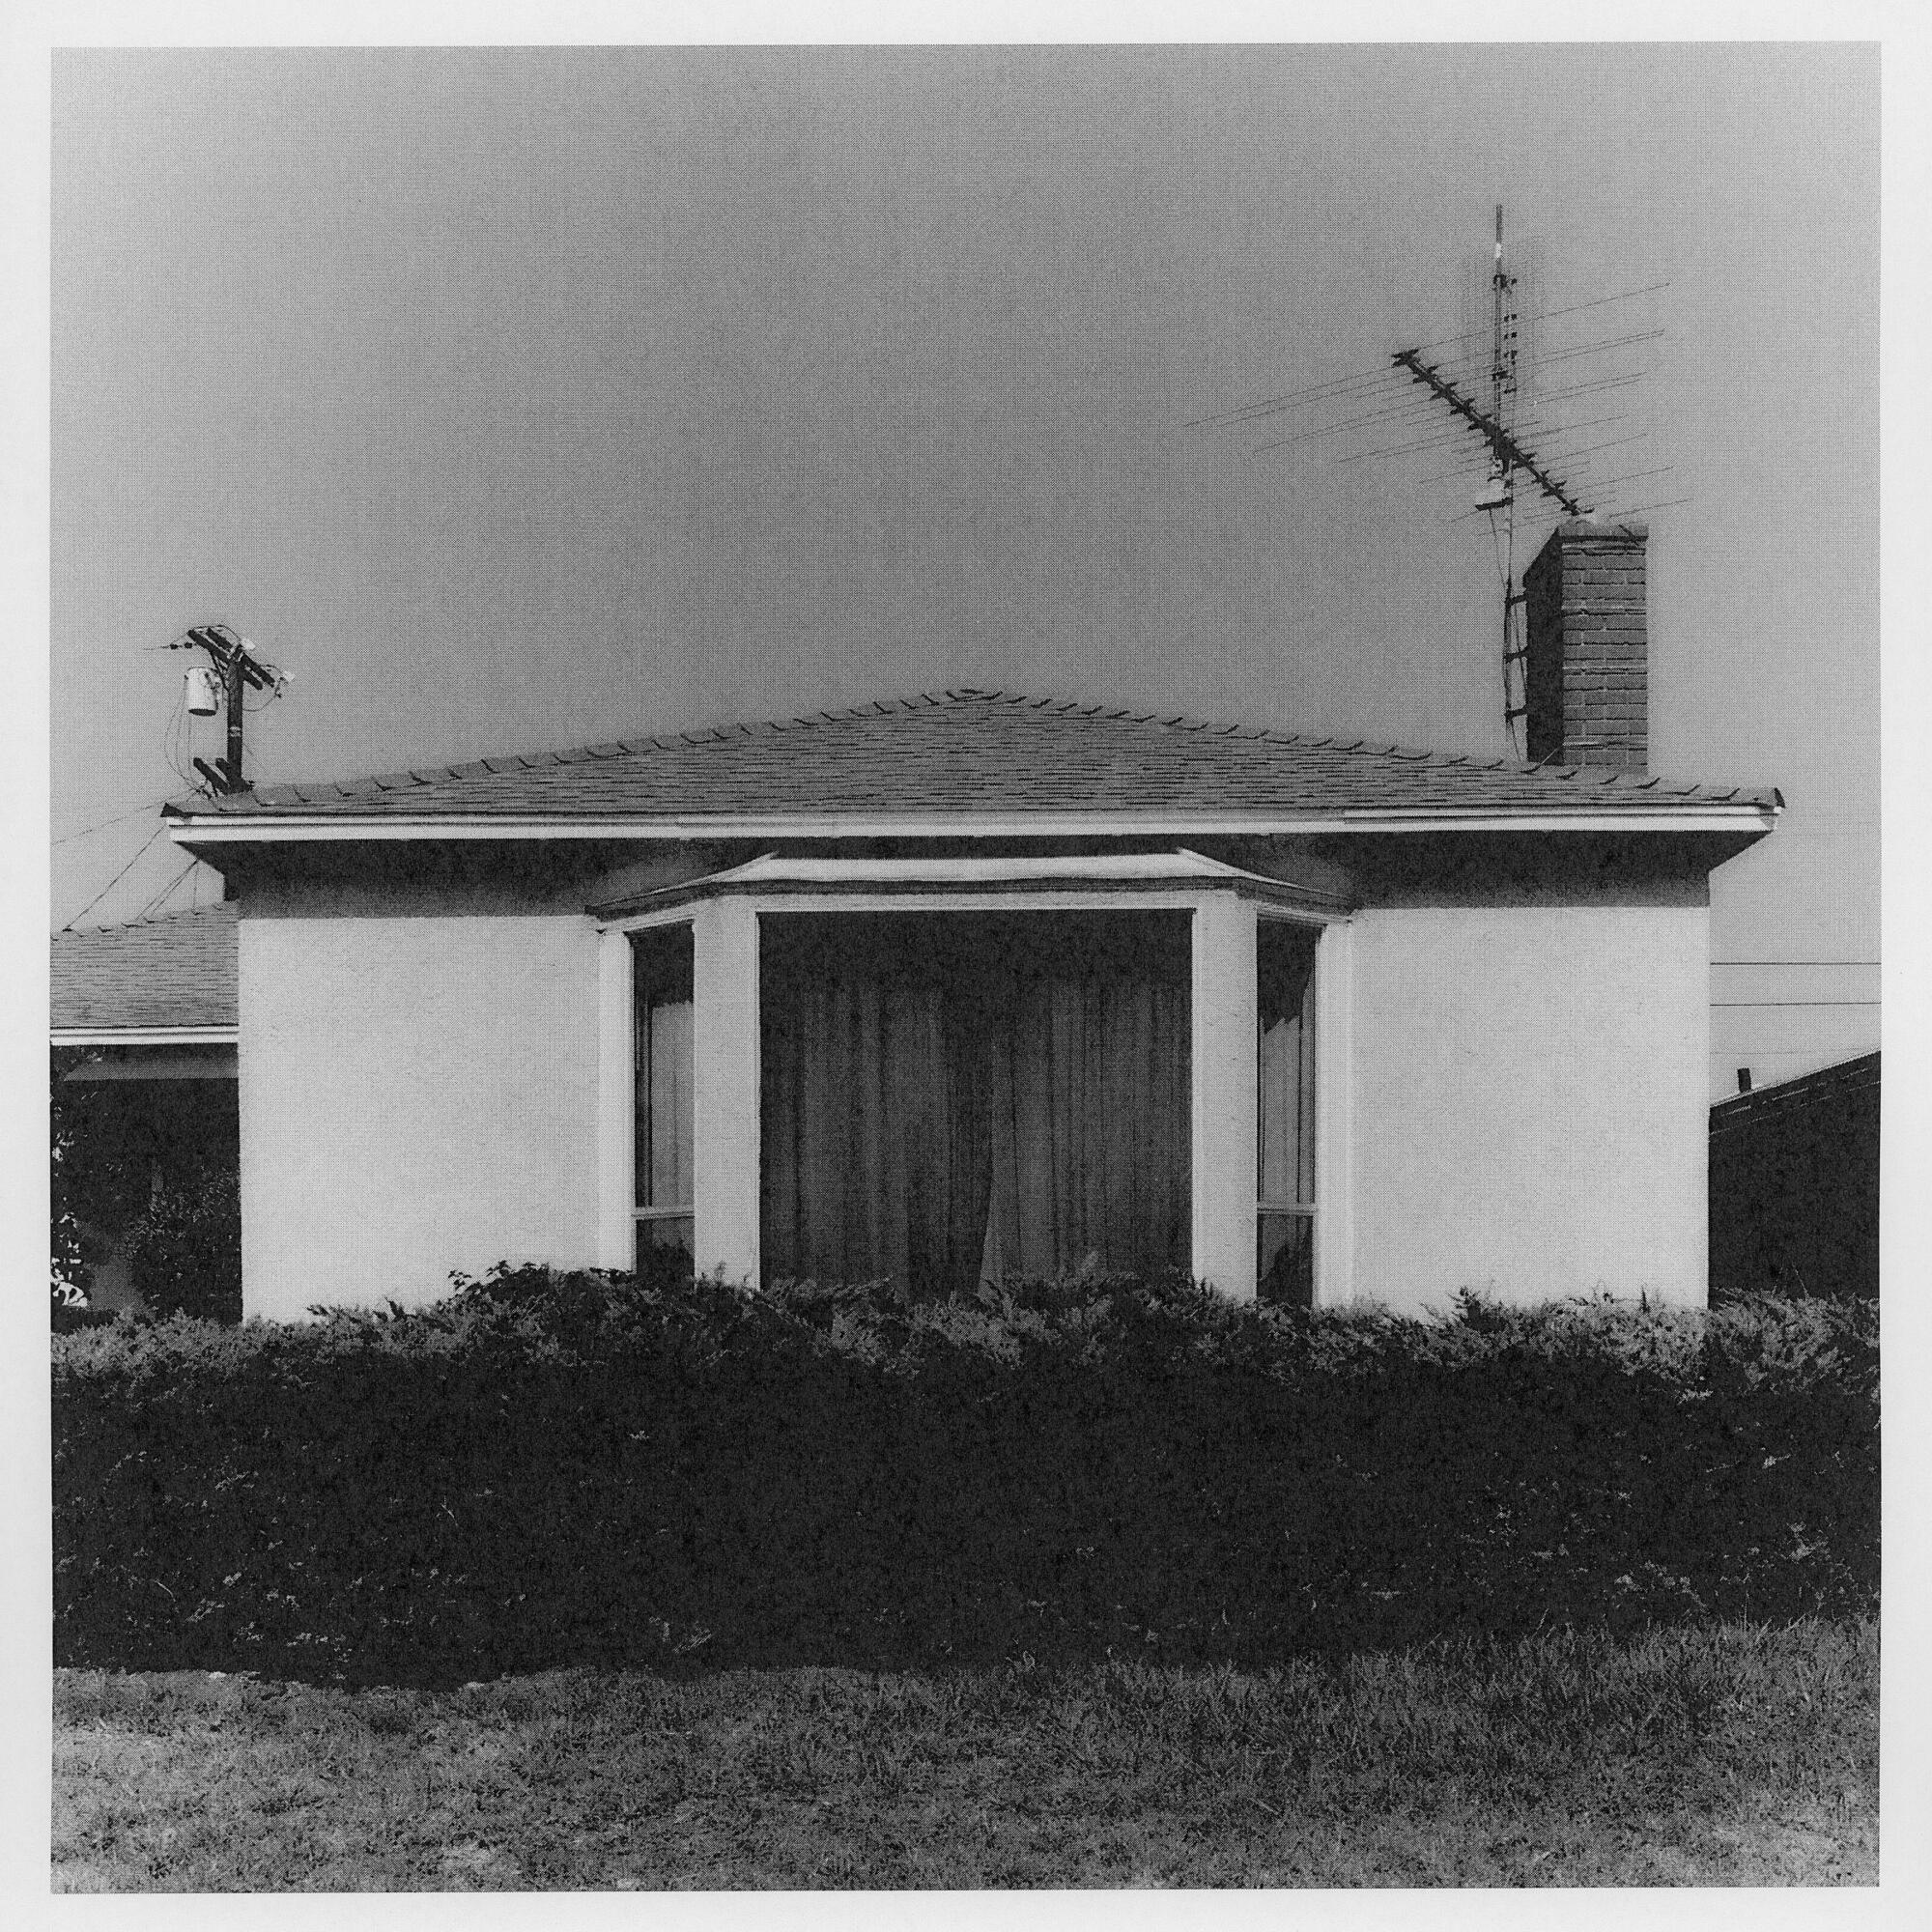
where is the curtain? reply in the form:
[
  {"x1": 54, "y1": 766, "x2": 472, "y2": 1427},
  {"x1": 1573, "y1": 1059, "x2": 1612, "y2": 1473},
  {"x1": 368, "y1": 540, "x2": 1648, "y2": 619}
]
[
  {"x1": 1257, "y1": 921, "x2": 1317, "y2": 1208},
  {"x1": 634, "y1": 926, "x2": 696, "y2": 1258},
  {"x1": 1257, "y1": 919, "x2": 1318, "y2": 1307},
  {"x1": 761, "y1": 912, "x2": 1190, "y2": 1296}
]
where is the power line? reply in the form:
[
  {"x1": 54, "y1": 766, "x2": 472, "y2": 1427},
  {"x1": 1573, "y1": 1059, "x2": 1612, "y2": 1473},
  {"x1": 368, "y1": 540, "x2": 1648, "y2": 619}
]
[
  {"x1": 50, "y1": 798, "x2": 174, "y2": 848},
  {"x1": 58, "y1": 822, "x2": 167, "y2": 931},
  {"x1": 127, "y1": 856, "x2": 201, "y2": 926},
  {"x1": 1711, "y1": 1000, "x2": 1881, "y2": 1009}
]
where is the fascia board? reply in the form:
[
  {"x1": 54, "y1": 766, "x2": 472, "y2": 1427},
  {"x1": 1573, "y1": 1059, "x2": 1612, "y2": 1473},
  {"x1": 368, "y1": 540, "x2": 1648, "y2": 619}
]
[
  {"x1": 168, "y1": 805, "x2": 1781, "y2": 842},
  {"x1": 589, "y1": 848, "x2": 1354, "y2": 922},
  {"x1": 50, "y1": 1027, "x2": 239, "y2": 1047}
]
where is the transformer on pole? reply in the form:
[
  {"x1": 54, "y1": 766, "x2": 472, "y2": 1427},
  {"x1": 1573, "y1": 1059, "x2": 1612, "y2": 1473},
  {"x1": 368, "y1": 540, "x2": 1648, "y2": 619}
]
[{"x1": 167, "y1": 624, "x2": 279, "y2": 796}]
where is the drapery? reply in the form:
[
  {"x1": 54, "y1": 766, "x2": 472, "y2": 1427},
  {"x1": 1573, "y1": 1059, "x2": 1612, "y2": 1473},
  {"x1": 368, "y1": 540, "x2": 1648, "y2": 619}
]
[
  {"x1": 761, "y1": 912, "x2": 1191, "y2": 1296},
  {"x1": 633, "y1": 926, "x2": 696, "y2": 1258},
  {"x1": 1257, "y1": 918, "x2": 1318, "y2": 1306}
]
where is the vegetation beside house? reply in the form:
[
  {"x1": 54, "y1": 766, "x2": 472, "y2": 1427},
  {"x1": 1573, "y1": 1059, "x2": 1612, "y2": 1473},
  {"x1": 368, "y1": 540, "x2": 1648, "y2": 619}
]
[{"x1": 54, "y1": 1267, "x2": 1877, "y2": 1685}]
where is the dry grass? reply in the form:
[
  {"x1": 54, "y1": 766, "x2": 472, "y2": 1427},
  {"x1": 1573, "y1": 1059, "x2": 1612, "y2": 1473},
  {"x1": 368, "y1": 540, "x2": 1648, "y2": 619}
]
[{"x1": 52, "y1": 1616, "x2": 1876, "y2": 1889}]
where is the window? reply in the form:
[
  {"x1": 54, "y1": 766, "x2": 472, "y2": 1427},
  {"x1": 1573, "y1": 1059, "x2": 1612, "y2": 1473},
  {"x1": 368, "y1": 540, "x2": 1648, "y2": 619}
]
[
  {"x1": 1258, "y1": 917, "x2": 1318, "y2": 1306},
  {"x1": 633, "y1": 925, "x2": 695, "y2": 1261},
  {"x1": 759, "y1": 911, "x2": 1191, "y2": 1296}
]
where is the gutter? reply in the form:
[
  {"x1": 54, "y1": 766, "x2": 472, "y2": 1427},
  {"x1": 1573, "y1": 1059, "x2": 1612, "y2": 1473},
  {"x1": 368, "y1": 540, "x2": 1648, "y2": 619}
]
[{"x1": 166, "y1": 802, "x2": 1782, "y2": 844}]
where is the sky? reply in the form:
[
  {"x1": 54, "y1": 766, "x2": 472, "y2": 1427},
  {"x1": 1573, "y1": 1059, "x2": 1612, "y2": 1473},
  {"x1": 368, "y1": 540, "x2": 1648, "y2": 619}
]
[{"x1": 47, "y1": 43, "x2": 1879, "y2": 1099}]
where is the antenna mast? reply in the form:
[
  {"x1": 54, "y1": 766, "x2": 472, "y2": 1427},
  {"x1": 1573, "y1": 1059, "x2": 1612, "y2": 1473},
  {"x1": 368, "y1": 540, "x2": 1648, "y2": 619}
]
[{"x1": 1393, "y1": 206, "x2": 1588, "y2": 754}]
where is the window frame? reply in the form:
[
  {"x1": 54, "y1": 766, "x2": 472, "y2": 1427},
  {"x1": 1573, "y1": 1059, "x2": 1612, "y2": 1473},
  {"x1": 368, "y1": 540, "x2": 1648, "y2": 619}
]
[
  {"x1": 595, "y1": 860, "x2": 1352, "y2": 1302},
  {"x1": 1255, "y1": 904, "x2": 1351, "y2": 1307},
  {"x1": 631, "y1": 922, "x2": 696, "y2": 1259}
]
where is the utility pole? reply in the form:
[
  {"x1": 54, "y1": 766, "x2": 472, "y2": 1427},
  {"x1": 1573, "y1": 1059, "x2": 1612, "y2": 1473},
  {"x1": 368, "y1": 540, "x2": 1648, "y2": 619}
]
[{"x1": 170, "y1": 624, "x2": 276, "y2": 795}]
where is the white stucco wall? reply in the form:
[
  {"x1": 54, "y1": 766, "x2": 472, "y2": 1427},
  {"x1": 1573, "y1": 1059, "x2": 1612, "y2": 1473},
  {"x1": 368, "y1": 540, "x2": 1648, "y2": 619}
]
[
  {"x1": 238, "y1": 914, "x2": 601, "y2": 1320},
  {"x1": 1344, "y1": 901, "x2": 1711, "y2": 1313}
]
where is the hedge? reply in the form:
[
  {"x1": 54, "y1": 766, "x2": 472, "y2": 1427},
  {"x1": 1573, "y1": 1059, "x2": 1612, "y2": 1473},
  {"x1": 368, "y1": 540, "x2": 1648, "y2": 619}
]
[{"x1": 52, "y1": 1268, "x2": 1878, "y2": 1683}]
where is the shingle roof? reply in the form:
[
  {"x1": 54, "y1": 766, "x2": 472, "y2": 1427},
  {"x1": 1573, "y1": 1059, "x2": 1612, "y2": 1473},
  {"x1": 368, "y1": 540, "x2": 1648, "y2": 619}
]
[
  {"x1": 1709, "y1": 1050, "x2": 1881, "y2": 1136},
  {"x1": 166, "y1": 690, "x2": 1778, "y2": 824},
  {"x1": 50, "y1": 903, "x2": 238, "y2": 1035}
]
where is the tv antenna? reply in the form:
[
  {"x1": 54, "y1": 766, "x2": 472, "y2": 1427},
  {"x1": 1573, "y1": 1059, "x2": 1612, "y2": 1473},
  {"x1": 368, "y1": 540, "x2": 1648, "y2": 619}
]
[
  {"x1": 1183, "y1": 212, "x2": 1672, "y2": 754},
  {"x1": 1391, "y1": 208, "x2": 1592, "y2": 754}
]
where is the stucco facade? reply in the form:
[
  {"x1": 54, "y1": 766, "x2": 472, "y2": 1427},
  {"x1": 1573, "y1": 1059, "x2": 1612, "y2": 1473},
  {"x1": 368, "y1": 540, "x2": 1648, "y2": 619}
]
[
  {"x1": 239, "y1": 911, "x2": 602, "y2": 1320},
  {"x1": 1346, "y1": 900, "x2": 1711, "y2": 1307},
  {"x1": 231, "y1": 844, "x2": 1719, "y2": 1321}
]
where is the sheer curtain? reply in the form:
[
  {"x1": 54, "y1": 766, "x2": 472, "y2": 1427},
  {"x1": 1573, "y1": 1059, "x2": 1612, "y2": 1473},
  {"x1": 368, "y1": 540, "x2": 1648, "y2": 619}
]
[
  {"x1": 1257, "y1": 918, "x2": 1318, "y2": 1306},
  {"x1": 762, "y1": 912, "x2": 1190, "y2": 1295},
  {"x1": 633, "y1": 926, "x2": 695, "y2": 1259}
]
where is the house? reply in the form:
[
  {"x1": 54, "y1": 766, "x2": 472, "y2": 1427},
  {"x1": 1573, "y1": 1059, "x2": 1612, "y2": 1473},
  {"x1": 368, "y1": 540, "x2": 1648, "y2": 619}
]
[
  {"x1": 50, "y1": 902, "x2": 240, "y2": 1309},
  {"x1": 159, "y1": 519, "x2": 1778, "y2": 1321},
  {"x1": 1708, "y1": 1051, "x2": 1879, "y2": 1300}
]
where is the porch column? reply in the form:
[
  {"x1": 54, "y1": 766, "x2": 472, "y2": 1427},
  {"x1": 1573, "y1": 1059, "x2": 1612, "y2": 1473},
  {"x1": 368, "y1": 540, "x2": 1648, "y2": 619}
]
[
  {"x1": 691, "y1": 896, "x2": 761, "y2": 1284},
  {"x1": 595, "y1": 928, "x2": 635, "y2": 1270},
  {"x1": 1192, "y1": 892, "x2": 1259, "y2": 1297}
]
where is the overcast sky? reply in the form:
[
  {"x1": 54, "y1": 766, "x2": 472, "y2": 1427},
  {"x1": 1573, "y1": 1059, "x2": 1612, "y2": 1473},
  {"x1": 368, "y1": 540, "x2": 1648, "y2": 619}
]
[{"x1": 49, "y1": 43, "x2": 1878, "y2": 1095}]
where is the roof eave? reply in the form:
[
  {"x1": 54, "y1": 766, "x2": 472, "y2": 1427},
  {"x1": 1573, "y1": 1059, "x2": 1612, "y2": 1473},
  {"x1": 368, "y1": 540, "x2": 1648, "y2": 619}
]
[
  {"x1": 51, "y1": 1026, "x2": 240, "y2": 1047},
  {"x1": 167, "y1": 803, "x2": 1782, "y2": 844}
]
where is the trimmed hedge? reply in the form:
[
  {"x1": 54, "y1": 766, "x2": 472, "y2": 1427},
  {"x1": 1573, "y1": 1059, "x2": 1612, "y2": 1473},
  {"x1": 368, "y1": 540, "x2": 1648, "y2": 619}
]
[{"x1": 53, "y1": 1269, "x2": 1878, "y2": 1683}]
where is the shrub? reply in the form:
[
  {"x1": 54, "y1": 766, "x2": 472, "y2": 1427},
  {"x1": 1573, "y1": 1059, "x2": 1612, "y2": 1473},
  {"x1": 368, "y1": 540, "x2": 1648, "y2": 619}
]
[
  {"x1": 51, "y1": 1271, "x2": 1878, "y2": 1682},
  {"x1": 124, "y1": 1169, "x2": 242, "y2": 1323}
]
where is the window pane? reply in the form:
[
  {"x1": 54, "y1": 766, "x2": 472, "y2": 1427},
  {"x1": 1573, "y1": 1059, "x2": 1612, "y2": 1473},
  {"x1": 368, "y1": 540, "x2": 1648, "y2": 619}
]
[
  {"x1": 1258, "y1": 1211, "x2": 1313, "y2": 1308},
  {"x1": 648, "y1": 998, "x2": 694, "y2": 1208},
  {"x1": 1258, "y1": 921, "x2": 1318, "y2": 1208},
  {"x1": 639, "y1": 1214, "x2": 694, "y2": 1259},
  {"x1": 633, "y1": 926, "x2": 695, "y2": 1212},
  {"x1": 759, "y1": 910, "x2": 1192, "y2": 1295}
]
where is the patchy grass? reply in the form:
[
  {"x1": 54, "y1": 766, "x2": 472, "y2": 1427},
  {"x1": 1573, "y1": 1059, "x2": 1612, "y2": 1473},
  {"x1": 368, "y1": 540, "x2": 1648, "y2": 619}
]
[{"x1": 53, "y1": 1616, "x2": 1876, "y2": 1890}]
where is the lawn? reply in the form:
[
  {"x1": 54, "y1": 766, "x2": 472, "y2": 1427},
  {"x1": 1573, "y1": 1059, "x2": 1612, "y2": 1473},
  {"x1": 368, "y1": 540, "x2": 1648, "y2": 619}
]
[{"x1": 52, "y1": 1615, "x2": 1876, "y2": 1889}]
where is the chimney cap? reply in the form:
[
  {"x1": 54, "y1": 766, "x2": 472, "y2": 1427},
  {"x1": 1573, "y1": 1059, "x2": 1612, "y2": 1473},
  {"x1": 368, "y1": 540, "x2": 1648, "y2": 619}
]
[{"x1": 1547, "y1": 516, "x2": 1649, "y2": 543}]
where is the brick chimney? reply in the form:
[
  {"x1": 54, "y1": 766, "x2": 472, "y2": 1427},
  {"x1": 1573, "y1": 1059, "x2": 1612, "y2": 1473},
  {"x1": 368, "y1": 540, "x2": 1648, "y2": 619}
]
[{"x1": 1522, "y1": 517, "x2": 1649, "y2": 772}]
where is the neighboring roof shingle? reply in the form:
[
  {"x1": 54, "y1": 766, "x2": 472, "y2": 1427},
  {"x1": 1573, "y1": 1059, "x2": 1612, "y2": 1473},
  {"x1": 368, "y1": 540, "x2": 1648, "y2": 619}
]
[
  {"x1": 1709, "y1": 1050, "x2": 1881, "y2": 1136},
  {"x1": 165, "y1": 690, "x2": 1778, "y2": 824},
  {"x1": 50, "y1": 903, "x2": 238, "y2": 1034}
]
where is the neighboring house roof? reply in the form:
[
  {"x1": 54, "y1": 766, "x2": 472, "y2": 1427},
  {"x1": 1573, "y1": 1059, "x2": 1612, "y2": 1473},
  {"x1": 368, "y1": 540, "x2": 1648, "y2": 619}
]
[
  {"x1": 1709, "y1": 1050, "x2": 1880, "y2": 1138},
  {"x1": 50, "y1": 903, "x2": 239, "y2": 1042},
  {"x1": 163, "y1": 690, "x2": 1781, "y2": 838}
]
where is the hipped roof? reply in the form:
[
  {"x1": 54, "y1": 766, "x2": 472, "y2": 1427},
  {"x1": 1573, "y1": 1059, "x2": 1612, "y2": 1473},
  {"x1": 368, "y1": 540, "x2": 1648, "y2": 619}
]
[
  {"x1": 50, "y1": 903, "x2": 238, "y2": 1036},
  {"x1": 164, "y1": 690, "x2": 1779, "y2": 828}
]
